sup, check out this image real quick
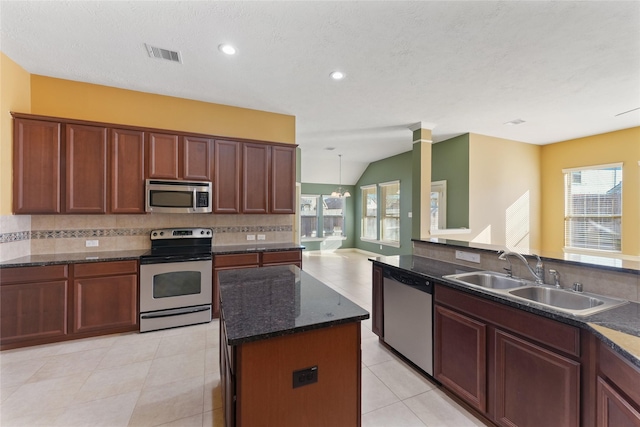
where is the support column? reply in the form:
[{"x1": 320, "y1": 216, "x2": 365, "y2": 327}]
[{"x1": 410, "y1": 123, "x2": 433, "y2": 240}]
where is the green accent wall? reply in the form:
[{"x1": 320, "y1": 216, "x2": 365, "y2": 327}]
[
  {"x1": 355, "y1": 151, "x2": 413, "y2": 256},
  {"x1": 432, "y1": 134, "x2": 469, "y2": 228},
  {"x1": 300, "y1": 183, "x2": 356, "y2": 251}
]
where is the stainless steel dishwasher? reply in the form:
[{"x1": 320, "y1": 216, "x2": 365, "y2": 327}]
[{"x1": 383, "y1": 267, "x2": 433, "y2": 376}]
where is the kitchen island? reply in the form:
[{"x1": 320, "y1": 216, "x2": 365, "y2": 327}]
[{"x1": 218, "y1": 265, "x2": 369, "y2": 427}]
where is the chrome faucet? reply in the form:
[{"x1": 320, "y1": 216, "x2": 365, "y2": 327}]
[{"x1": 498, "y1": 250, "x2": 545, "y2": 284}]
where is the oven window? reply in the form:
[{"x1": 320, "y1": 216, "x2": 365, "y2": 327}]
[
  {"x1": 150, "y1": 190, "x2": 193, "y2": 208},
  {"x1": 153, "y1": 271, "x2": 201, "y2": 298}
]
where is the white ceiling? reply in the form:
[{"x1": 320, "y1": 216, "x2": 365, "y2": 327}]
[{"x1": 1, "y1": 1, "x2": 639, "y2": 185}]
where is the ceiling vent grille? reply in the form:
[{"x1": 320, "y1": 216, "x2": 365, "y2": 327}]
[{"x1": 145, "y1": 44, "x2": 182, "y2": 63}]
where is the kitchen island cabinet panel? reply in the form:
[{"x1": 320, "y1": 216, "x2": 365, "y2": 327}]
[
  {"x1": 110, "y1": 128, "x2": 145, "y2": 213},
  {"x1": 12, "y1": 118, "x2": 62, "y2": 214},
  {"x1": 435, "y1": 304, "x2": 487, "y2": 413},
  {"x1": 371, "y1": 264, "x2": 384, "y2": 337},
  {"x1": 65, "y1": 124, "x2": 108, "y2": 214},
  {"x1": 494, "y1": 329, "x2": 580, "y2": 427}
]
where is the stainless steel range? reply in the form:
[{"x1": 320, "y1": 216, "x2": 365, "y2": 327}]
[{"x1": 139, "y1": 228, "x2": 213, "y2": 332}]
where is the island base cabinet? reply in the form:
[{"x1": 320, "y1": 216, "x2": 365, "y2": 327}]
[
  {"x1": 223, "y1": 322, "x2": 362, "y2": 427},
  {"x1": 494, "y1": 329, "x2": 580, "y2": 427}
]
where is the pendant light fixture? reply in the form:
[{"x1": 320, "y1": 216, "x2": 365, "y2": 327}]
[{"x1": 331, "y1": 154, "x2": 351, "y2": 198}]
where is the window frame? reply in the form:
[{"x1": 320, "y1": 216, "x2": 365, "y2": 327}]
[
  {"x1": 360, "y1": 184, "x2": 378, "y2": 242},
  {"x1": 379, "y1": 180, "x2": 401, "y2": 245},
  {"x1": 563, "y1": 163, "x2": 623, "y2": 254}
]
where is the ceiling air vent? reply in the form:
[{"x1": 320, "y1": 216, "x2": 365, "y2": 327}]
[{"x1": 145, "y1": 44, "x2": 182, "y2": 63}]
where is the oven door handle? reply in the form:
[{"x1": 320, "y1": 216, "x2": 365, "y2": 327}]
[{"x1": 140, "y1": 305, "x2": 211, "y2": 319}]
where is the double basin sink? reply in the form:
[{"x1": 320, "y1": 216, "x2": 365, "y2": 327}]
[{"x1": 443, "y1": 271, "x2": 628, "y2": 317}]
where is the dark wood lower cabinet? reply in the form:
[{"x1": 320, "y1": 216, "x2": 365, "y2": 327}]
[
  {"x1": 73, "y1": 263, "x2": 138, "y2": 334},
  {"x1": 371, "y1": 265, "x2": 383, "y2": 337},
  {"x1": 597, "y1": 377, "x2": 640, "y2": 427},
  {"x1": 597, "y1": 342, "x2": 640, "y2": 427},
  {"x1": 434, "y1": 304, "x2": 487, "y2": 413},
  {"x1": 494, "y1": 329, "x2": 580, "y2": 427},
  {"x1": 1, "y1": 261, "x2": 138, "y2": 350}
]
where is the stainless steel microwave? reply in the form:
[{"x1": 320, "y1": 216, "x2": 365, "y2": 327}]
[{"x1": 145, "y1": 179, "x2": 212, "y2": 213}]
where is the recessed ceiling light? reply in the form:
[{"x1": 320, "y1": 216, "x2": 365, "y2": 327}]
[
  {"x1": 218, "y1": 44, "x2": 236, "y2": 55},
  {"x1": 330, "y1": 71, "x2": 345, "y2": 80},
  {"x1": 504, "y1": 119, "x2": 526, "y2": 125}
]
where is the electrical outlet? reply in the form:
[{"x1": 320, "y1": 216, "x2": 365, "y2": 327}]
[
  {"x1": 455, "y1": 250, "x2": 481, "y2": 263},
  {"x1": 246, "y1": 234, "x2": 256, "y2": 241},
  {"x1": 293, "y1": 366, "x2": 318, "y2": 389},
  {"x1": 85, "y1": 240, "x2": 99, "y2": 247},
  {"x1": 257, "y1": 234, "x2": 266, "y2": 240}
]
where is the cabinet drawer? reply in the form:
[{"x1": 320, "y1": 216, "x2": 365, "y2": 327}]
[
  {"x1": 262, "y1": 250, "x2": 301, "y2": 265},
  {"x1": 1, "y1": 264, "x2": 68, "y2": 284},
  {"x1": 599, "y1": 341, "x2": 640, "y2": 406},
  {"x1": 214, "y1": 253, "x2": 260, "y2": 268},
  {"x1": 73, "y1": 260, "x2": 138, "y2": 278},
  {"x1": 435, "y1": 284, "x2": 580, "y2": 357}
]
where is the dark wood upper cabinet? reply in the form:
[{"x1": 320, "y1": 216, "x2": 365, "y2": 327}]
[
  {"x1": 270, "y1": 145, "x2": 296, "y2": 214},
  {"x1": 242, "y1": 143, "x2": 270, "y2": 214},
  {"x1": 65, "y1": 124, "x2": 108, "y2": 214},
  {"x1": 182, "y1": 136, "x2": 213, "y2": 181},
  {"x1": 13, "y1": 118, "x2": 62, "y2": 214},
  {"x1": 214, "y1": 140, "x2": 242, "y2": 214},
  {"x1": 146, "y1": 132, "x2": 180, "y2": 179},
  {"x1": 110, "y1": 128, "x2": 145, "y2": 214}
]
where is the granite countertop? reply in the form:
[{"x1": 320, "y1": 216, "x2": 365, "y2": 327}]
[
  {"x1": 218, "y1": 265, "x2": 369, "y2": 346},
  {"x1": 211, "y1": 242, "x2": 304, "y2": 255},
  {"x1": 0, "y1": 250, "x2": 150, "y2": 268},
  {"x1": 372, "y1": 254, "x2": 640, "y2": 368},
  {"x1": 0, "y1": 243, "x2": 304, "y2": 268}
]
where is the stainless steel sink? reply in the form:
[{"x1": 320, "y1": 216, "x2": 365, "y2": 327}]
[
  {"x1": 443, "y1": 271, "x2": 529, "y2": 290},
  {"x1": 507, "y1": 286, "x2": 627, "y2": 316},
  {"x1": 443, "y1": 271, "x2": 628, "y2": 317}
]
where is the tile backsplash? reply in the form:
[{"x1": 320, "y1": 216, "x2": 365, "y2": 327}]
[{"x1": 0, "y1": 214, "x2": 295, "y2": 262}]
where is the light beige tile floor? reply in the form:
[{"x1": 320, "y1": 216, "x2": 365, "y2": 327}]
[{"x1": 0, "y1": 250, "x2": 485, "y2": 427}]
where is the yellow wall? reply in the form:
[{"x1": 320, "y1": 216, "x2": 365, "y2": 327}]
[
  {"x1": 0, "y1": 53, "x2": 32, "y2": 215},
  {"x1": 467, "y1": 133, "x2": 542, "y2": 251},
  {"x1": 541, "y1": 127, "x2": 640, "y2": 256},
  {"x1": 30, "y1": 75, "x2": 295, "y2": 144}
]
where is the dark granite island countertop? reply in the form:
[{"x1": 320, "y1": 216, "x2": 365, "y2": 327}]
[{"x1": 218, "y1": 265, "x2": 369, "y2": 346}]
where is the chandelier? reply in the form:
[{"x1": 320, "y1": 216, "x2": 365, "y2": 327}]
[{"x1": 330, "y1": 154, "x2": 351, "y2": 198}]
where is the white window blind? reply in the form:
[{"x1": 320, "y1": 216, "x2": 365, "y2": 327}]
[
  {"x1": 380, "y1": 181, "x2": 400, "y2": 243},
  {"x1": 361, "y1": 185, "x2": 377, "y2": 240},
  {"x1": 564, "y1": 164, "x2": 622, "y2": 252}
]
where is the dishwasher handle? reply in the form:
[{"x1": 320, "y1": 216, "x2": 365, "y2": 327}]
[{"x1": 383, "y1": 268, "x2": 432, "y2": 293}]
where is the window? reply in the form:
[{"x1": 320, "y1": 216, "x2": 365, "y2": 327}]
[
  {"x1": 300, "y1": 194, "x2": 346, "y2": 240},
  {"x1": 300, "y1": 195, "x2": 319, "y2": 238},
  {"x1": 361, "y1": 185, "x2": 377, "y2": 240},
  {"x1": 564, "y1": 164, "x2": 622, "y2": 252},
  {"x1": 380, "y1": 181, "x2": 400, "y2": 243},
  {"x1": 430, "y1": 180, "x2": 447, "y2": 231},
  {"x1": 322, "y1": 195, "x2": 345, "y2": 237},
  {"x1": 361, "y1": 181, "x2": 401, "y2": 245}
]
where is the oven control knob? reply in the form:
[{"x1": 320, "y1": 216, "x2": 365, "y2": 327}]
[
  {"x1": 207, "y1": 230, "x2": 211, "y2": 235},
  {"x1": 159, "y1": 231, "x2": 164, "y2": 236},
  {"x1": 201, "y1": 230, "x2": 204, "y2": 235},
  {"x1": 152, "y1": 232, "x2": 157, "y2": 237}
]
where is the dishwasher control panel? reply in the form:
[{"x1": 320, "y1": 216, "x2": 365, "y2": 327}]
[{"x1": 383, "y1": 268, "x2": 432, "y2": 293}]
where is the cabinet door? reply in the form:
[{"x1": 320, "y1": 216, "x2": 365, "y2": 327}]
[
  {"x1": 372, "y1": 265, "x2": 384, "y2": 337},
  {"x1": 110, "y1": 129, "x2": 145, "y2": 213},
  {"x1": 242, "y1": 143, "x2": 270, "y2": 214},
  {"x1": 434, "y1": 304, "x2": 487, "y2": 413},
  {"x1": 0, "y1": 281, "x2": 68, "y2": 345},
  {"x1": 73, "y1": 274, "x2": 138, "y2": 334},
  {"x1": 597, "y1": 377, "x2": 640, "y2": 427},
  {"x1": 214, "y1": 140, "x2": 241, "y2": 214},
  {"x1": 13, "y1": 118, "x2": 62, "y2": 213},
  {"x1": 494, "y1": 329, "x2": 580, "y2": 427},
  {"x1": 147, "y1": 132, "x2": 180, "y2": 179},
  {"x1": 270, "y1": 145, "x2": 296, "y2": 214},
  {"x1": 65, "y1": 124, "x2": 108, "y2": 213},
  {"x1": 182, "y1": 136, "x2": 213, "y2": 181}
]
